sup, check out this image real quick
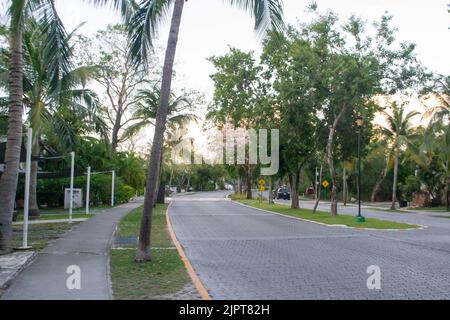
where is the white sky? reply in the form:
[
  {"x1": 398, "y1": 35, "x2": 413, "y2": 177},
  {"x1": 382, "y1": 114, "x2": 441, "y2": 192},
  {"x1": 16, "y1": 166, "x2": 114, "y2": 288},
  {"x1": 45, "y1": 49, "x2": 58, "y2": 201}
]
[{"x1": 56, "y1": 0, "x2": 450, "y2": 101}]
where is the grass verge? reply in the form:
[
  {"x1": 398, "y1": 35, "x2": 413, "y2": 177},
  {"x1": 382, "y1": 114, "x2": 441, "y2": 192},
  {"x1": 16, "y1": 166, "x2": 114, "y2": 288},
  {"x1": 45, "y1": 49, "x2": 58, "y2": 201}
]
[
  {"x1": 236, "y1": 199, "x2": 420, "y2": 230},
  {"x1": 410, "y1": 206, "x2": 449, "y2": 213},
  {"x1": 12, "y1": 222, "x2": 81, "y2": 251},
  {"x1": 109, "y1": 204, "x2": 192, "y2": 300}
]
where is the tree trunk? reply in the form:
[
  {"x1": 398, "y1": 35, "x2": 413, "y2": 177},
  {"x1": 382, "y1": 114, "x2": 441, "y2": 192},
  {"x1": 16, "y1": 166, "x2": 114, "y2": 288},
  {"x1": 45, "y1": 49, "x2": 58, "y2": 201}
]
[
  {"x1": 237, "y1": 175, "x2": 243, "y2": 194},
  {"x1": 136, "y1": 0, "x2": 185, "y2": 262},
  {"x1": 326, "y1": 105, "x2": 347, "y2": 216},
  {"x1": 313, "y1": 164, "x2": 323, "y2": 213},
  {"x1": 342, "y1": 168, "x2": 347, "y2": 206},
  {"x1": 371, "y1": 159, "x2": 389, "y2": 202},
  {"x1": 111, "y1": 117, "x2": 122, "y2": 155},
  {"x1": 390, "y1": 148, "x2": 399, "y2": 210},
  {"x1": 29, "y1": 141, "x2": 40, "y2": 218},
  {"x1": 0, "y1": 21, "x2": 24, "y2": 254},
  {"x1": 268, "y1": 178, "x2": 273, "y2": 204},
  {"x1": 289, "y1": 170, "x2": 300, "y2": 209},
  {"x1": 246, "y1": 165, "x2": 252, "y2": 199}
]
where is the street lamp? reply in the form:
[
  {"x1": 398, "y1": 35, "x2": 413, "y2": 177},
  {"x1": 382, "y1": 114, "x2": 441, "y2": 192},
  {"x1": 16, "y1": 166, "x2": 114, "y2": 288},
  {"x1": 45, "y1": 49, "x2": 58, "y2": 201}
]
[{"x1": 356, "y1": 116, "x2": 365, "y2": 222}]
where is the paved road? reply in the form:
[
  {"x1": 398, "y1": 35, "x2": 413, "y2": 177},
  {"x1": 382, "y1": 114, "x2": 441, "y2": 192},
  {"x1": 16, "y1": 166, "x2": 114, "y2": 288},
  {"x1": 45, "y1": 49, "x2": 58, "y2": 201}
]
[
  {"x1": 169, "y1": 191, "x2": 450, "y2": 299},
  {"x1": 2, "y1": 198, "x2": 144, "y2": 300}
]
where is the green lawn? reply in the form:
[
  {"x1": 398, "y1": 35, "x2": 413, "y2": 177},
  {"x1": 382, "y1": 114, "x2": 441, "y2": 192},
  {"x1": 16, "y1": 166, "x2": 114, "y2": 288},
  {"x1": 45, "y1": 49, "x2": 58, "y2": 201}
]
[
  {"x1": 237, "y1": 199, "x2": 420, "y2": 230},
  {"x1": 410, "y1": 206, "x2": 449, "y2": 213},
  {"x1": 15, "y1": 213, "x2": 93, "y2": 221},
  {"x1": 14, "y1": 206, "x2": 110, "y2": 222},
  {"x1": 12, "y1": 222, "x2": 81, "y2": 251},
  {"x1": 109, "y1": 204, "x2": 192, "y2": 300}
]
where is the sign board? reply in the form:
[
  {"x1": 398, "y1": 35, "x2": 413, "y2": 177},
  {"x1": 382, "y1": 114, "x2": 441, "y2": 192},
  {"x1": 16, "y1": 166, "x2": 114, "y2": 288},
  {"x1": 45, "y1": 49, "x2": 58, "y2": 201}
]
[
  {"x1": 64, "y1": 188, "x2": 83, "y2": 209},
  {"x1": 259, "y1": 186, "x2": 266, "y2": 192},
  {"x1": 259, "y1": 179, "x2": 266, "y2": 186},
  {"x1": 322, "y1": 180, "x2": 330, "y2": 188}
]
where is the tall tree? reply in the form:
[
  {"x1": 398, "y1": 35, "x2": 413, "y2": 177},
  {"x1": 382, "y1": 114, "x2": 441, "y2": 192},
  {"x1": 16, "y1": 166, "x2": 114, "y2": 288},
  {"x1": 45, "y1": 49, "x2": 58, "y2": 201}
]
[
  {"x1": 261, "y1": 29, "x2": 318, "y2": 209},
  {"x1": 77, "y1": 24, "x2": 154, "y2": 155},
  {"x1": 0, "y1": 0, "x2": 74, "y2": 254},
  {"x1": 0, "y1": 18, "x2": 107, "y2": 218},
  {"x1": 126, "y1": 0, "x2": 284, "y2": 262},
  {"x1": 207, "y1": 48, "x2": 269, "y2": 200},
  {"x1": 379, "y1": 102, "x2": 420, "y2": 210}
]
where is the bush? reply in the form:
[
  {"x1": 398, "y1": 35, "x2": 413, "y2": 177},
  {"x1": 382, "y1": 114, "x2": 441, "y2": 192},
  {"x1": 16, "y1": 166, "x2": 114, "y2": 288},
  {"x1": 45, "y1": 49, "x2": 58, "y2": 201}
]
[
  {"x1": 123, "y1": 185, "x2": 136, "y2": 201},
  {"x1": 35, "y1": 174, "x2": 133, "y2": 208},
  {"x1": 399, "y1": 175, "x2": 421, "y2": 201}
]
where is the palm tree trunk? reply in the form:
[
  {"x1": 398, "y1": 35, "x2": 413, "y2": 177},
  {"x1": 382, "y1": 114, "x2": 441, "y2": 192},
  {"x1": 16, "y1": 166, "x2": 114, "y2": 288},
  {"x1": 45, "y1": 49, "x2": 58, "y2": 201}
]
[
  {"x1": 371, "y1": 159, "x2": 389, "y2": 202},
  {"x1": 0, "y1": 23, "x2": 24, "y2": 254},
  {"x1": 327, "y1": 105, "x2": 347, "y2": 216},
  {"x1": 136, "y1": 0, "x2": 185, "y2": 262},
  {"x1": 390, "y1": 149, "x2": 399, "y2": 210}
]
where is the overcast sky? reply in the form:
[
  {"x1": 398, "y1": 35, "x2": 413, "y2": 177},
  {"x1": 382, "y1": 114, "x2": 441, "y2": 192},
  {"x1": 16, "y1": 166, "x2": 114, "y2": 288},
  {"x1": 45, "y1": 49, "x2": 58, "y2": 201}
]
[{"x1": 55, "y1": 0, "x2": 450, "y2": 100}]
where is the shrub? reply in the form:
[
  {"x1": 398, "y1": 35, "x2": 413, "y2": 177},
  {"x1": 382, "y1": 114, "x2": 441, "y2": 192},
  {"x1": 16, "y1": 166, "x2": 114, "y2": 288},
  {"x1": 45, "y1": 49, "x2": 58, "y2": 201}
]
[{"x1": 34, "y1": 174, "x2": 132, "y2": 208}]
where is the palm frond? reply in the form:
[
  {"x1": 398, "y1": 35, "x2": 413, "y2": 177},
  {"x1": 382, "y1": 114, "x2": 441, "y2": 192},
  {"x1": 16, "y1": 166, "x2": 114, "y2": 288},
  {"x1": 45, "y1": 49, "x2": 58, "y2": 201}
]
[
  {"x1": 128, "y1": 0, "x2": 174, "y2": 66},
  {"x1": 224, "y1": 0, "x2": 285, "y2": 38}
]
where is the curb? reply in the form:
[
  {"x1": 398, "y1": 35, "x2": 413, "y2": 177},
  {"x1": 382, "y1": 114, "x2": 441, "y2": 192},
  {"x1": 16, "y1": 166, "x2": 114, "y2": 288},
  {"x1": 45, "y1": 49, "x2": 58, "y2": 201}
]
[
  {"x1": 0, "y1": 251, "x2": 37, "y2": 290},
  {"x1": 230, "y1": 200, "x2": 426, "y2": 232},
  {"x1": 166, "y1": 202, "x2": 211, "y2": 300}
]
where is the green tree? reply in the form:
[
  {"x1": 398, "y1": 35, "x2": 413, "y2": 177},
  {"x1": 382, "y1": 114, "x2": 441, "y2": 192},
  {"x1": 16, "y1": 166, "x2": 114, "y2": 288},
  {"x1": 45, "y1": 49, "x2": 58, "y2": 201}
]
[
  {"x1": 207, "y1": 48, "x2": 269, "y2": 200},
  {"x1": 261, "y1": 29, "x2": 318, "y2": 209},
  {"x1": 0, "y1": 18, "x2": 107, "y2": 218},
  {"x1": 379, "y1": 102, "x2": 420, "y2": 209},
  {"x1": 0, "y1": 0, "x2": 74, "y2": 253}
]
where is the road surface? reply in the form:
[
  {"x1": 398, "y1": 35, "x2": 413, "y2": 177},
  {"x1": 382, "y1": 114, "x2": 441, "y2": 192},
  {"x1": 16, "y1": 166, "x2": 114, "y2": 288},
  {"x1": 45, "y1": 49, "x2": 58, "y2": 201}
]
[{"x1": 169, "y1": 191, "x2": 450, "y2": 299}]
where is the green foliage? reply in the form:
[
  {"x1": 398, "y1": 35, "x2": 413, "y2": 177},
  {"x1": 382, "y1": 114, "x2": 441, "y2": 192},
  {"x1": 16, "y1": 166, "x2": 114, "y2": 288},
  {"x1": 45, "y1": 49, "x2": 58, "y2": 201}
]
[
  {"x1": 399, "y1": 175, "x2": 421, "y2": 201},
  {"x1": 21, "y1": 174, "x2": 133, "y2": 208}
]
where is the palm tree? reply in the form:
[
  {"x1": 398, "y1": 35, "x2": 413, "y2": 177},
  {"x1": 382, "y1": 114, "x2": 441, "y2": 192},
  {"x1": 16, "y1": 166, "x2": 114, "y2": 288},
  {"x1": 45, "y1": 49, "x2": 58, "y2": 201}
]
[
  {"x1": 123, "y1": 85, "x2": 197, "y2": 140},
  {"x1": 0, "y1": 0, "x2": 74, "y2": 254},
  {"x1": 21, "y1": 19, "x2": 107, "y2": 218},
  {"x1": 0, "y1": 0, "x2": 137, "y2": 254},
  {"x1": 125, "y1": 0, "x2": 284, "y2": 261},
  {"x1": 380, "y1": 102, "x2": 420, "y2": 210}
]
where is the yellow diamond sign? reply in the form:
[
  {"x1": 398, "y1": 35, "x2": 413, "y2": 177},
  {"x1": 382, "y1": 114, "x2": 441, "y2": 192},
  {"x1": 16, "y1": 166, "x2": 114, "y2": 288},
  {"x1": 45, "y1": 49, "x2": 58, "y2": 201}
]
[
  {"x1": 322, "y1": 180, "x2": 330, "y2": 188},
  {"x1": 259, "y1": 179, "x2": 266, "y2": 186}
]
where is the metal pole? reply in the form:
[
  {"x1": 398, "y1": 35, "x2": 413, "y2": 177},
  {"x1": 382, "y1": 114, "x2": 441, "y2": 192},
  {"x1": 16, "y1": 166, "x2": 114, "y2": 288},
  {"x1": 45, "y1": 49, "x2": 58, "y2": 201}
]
[
  {"x1": 21, "y1": 128, "x2": 32, "y2": 249},
  {"x1": 86, "y1": 166, "x2": 91, "y2": 214},
  {"x1": 69, "y1": 152, "x2": 75, "y2": 223},
  {"x1": 343, "y1": 167, "x2": 347, "y2": 206},
  {"x1": 358, "y1": 129, "x2": 362, "y2": 218},
  {"x1": 111, "y1": 170, "x2": 115, "y2": 207}
]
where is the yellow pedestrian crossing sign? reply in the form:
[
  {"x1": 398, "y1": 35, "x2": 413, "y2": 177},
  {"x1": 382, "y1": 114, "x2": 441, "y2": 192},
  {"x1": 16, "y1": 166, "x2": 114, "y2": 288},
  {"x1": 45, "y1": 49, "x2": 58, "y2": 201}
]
[{"x1": 322, "y1": 180, "x2": 330, "y2": 188}]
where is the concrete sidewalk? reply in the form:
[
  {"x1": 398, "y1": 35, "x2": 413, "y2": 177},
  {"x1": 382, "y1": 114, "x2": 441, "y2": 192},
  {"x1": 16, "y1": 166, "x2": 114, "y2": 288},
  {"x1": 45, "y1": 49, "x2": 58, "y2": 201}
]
[{"x1": 2, "y1": 198, "x2": 144, "y2": 300}]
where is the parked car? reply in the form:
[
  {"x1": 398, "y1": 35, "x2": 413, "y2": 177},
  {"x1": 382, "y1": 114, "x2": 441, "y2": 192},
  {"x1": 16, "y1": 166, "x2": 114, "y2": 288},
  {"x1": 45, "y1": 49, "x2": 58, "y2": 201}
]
[{"x1": 273, "y1": 187, "x2": 291, "y2": 200}]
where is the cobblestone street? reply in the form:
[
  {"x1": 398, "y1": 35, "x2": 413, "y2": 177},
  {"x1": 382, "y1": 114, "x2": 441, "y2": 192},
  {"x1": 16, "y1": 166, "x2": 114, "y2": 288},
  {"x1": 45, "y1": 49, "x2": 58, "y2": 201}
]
[{"x1": 169, "y1": 192, "x2": 450, "y2": 299}]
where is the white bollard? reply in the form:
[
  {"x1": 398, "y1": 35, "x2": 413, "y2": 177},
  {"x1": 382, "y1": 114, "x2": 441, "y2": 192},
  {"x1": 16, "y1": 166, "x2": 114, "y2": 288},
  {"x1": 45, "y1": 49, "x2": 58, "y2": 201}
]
[
  {"x1": 86, "y1": 166, "x2": 91, "y2": 214},
  {"x1": 21, "y1": 128, "x2": 33, "y2": 249},
  {"x1": 111, "y1": 170, "x2": 115, "y2": 207},
  {"x1": 69, "y1": 152, "x2": 75, "y2": 223}
]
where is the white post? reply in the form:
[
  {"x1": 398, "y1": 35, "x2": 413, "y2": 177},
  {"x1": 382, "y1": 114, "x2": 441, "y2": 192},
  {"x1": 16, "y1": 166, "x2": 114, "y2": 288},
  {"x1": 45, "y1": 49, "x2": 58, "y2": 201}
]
[
  {"x1": 111, "y1": 170, "x2": 115, "y2": 207},
  {"x1": 69, "y1": 151, "x2": 75, "y2": 223},
  {"x1": 21, "y1": 128, "x2": 32, "y2": 249},
  {"x1": 86, "y1": 166, "x2": 91, "y2": 214}
]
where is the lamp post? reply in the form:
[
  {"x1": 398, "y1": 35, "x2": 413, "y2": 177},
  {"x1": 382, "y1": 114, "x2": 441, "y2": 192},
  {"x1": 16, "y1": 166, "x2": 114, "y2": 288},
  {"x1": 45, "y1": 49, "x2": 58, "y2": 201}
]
[{"x1": 356, "y1": 116, "x2": 365, "y2": 222}]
